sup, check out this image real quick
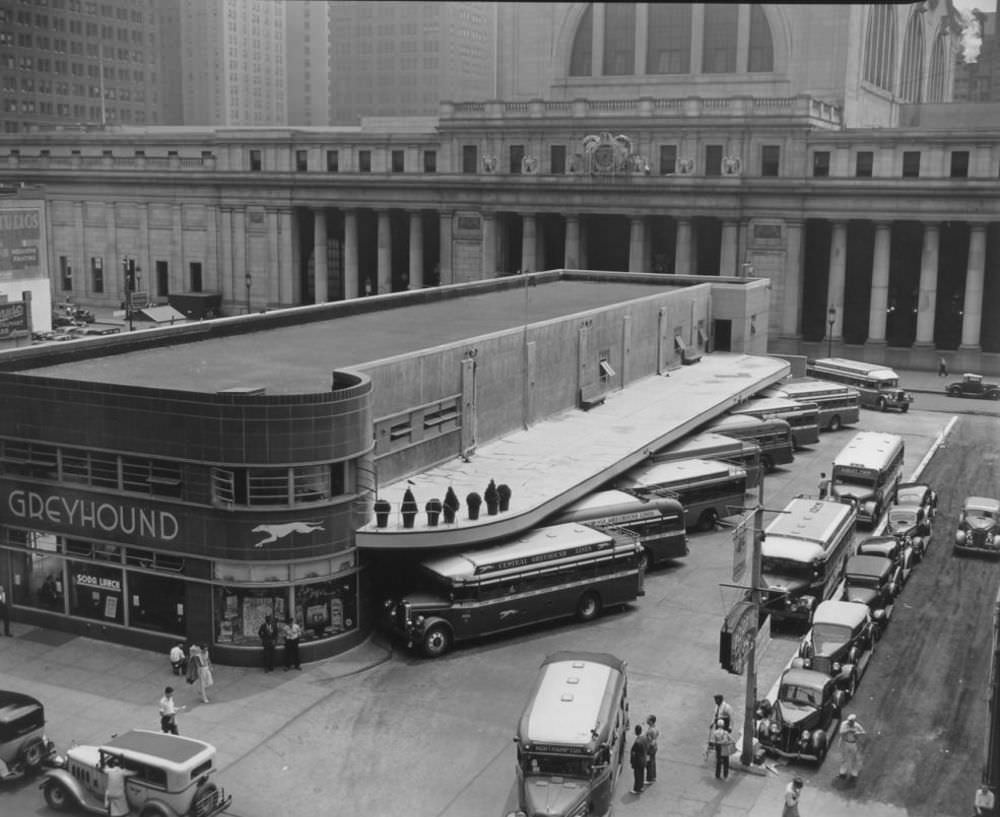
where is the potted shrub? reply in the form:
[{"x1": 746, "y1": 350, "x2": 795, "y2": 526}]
[
  {"x1": 497, "y1": 483, "x2": 512, "y2": 512},
  {"x1": 484, "y1": 479, "x2": 499, "y2": 515},
  {"x1": 374, "y1": 498, "x2": 391, "y2": 528},
  {"x1": 466, "y1": 491, "x2": 482, "y2": 520},
  {"x1": 425, "y1": 498, "x2": 442, "y2": 526},
  {"x1": 401, "y1": 488, "x2": 418, "y2": 529},
  {"x1": 443, "y1": 486, "x2": 460, "y2": 523}
]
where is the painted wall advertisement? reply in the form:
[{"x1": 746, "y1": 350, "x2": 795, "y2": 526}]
[
  {"x1": 0, "y1": 207, "x2": 42, "y2": 280},
  {"x1": 0, "y1": 300, "x2": 29, "y2": 339}
]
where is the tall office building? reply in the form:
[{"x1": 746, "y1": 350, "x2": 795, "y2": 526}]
[
  {"x1": 179, "y1": 0, "x2": 286, "y2": 126},
  {"x1": 286, "y1": 0, "x2": 330, "y2": 127},
  {"x1": 0, "y1": 0, "x2": 181, "y2": 133},
  {"x1": 955, "y1": 12, "x2": 999, "y2": 102},
  {"x1": 327, "y1": 1, "x2": 495, "y2": 124}
]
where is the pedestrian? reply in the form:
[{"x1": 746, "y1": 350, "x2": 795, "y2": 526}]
[
  {"x1": 818, "y1": 472, "x2": 830, "y2": 500},
  {"x1": 629, "y1": 724, "x2": 648, "y2": 794},
  {"x1": 158, "y1": 686, "x2": 183, "y2": 734},
  {"x1": 169, "y1": 642, "x2": 187, "y2": 676},
  {"x1": 187, "y1": 643, "x2": 213, "y2": 703},
  {"x1": 712, "y1": 693, "x2": 734, "y2": 732},
  {"x1": 644, "y1": 715, "x2": 659, "y2": 784},
  {"x1": 939, "y1": 356, "x2": 949, "y2": 377},
  {"x1": 974, "y1": 783, "x2": 995, "y2": 816},
  {"x1": 0, "y1": 584, "x2": 10, "y2": 636},
  {"x1": 258, "y1": 613, "x2": 279, "y2": 672},
  {"x1": 103, "y1": 754, "x2": 133, "y2": 817},
  {"x1": 782, "y1": 776, "x2": 804, "y2": 817},
  {"x1": 712, "y1": 719, "x2": 736, "y2": 779},
  {"x1": 838, "y1": 713, "x2": 866, "y2": 782},
  {"x1": 283, "y1": 616, "x2": 302, "y2": 670}
]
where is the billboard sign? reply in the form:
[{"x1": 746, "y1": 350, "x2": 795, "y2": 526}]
[
  {"x1": 0, "y1": 207, "x2": 43, "y2": 280},
  {"x1": 0, "y1": 300, "x2": 29, "y2": 338}
]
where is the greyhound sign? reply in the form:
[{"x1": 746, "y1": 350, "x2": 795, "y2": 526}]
[{"x1": 252, "y1": 521, "x2": 325, "y2": 548}]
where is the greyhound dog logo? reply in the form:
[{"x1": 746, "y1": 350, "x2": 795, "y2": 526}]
[{"x1": 252, "y1": 521, "x2": 325, "y2": 548}]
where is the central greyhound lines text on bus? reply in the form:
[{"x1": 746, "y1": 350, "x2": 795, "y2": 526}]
[{"x1": 7, "y1": 489, "x2": 180, "y2": 541}]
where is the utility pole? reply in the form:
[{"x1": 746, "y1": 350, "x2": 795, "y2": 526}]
[{"x1": 740, "y1": 464, "x2": 766, "y2": 768}]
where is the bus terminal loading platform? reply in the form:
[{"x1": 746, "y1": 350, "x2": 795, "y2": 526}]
[{"x1": 355, "y1": 352, "x2": 790, "y2": 550}]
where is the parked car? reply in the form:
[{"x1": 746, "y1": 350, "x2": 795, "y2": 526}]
[
  {"x1": 40, "y1": 729, "x2": 231, "y2": 817},
  {"x1": 755, "y1": 668, "x2": 846, "y2": 763},
  {"x1": 875, "y1": 387, "x2": 913, "y2": 413},
  {"x1": 0, "y1": 691, "x2": 59, "y2": 782},
  {"x1": 842, "y1": 554, "x2": 898, "y2": 637},
  {"x1": 894, "y1": 482, "x2": 938, "y2": 519},
  {"x1": 794, "y1": 600, "x2": 876, "y2": 699},
  {"x1": 954, "y1": 496, "x2": 1000, "y2": 557},
  {"x1": 885, "y1": 504, "x2": 932, "y2": 561},
  {"x1": 945, "y1": 373, "x2": 1000, "y2": 400},
  {"x1": 856, "y1": 535, "x2": 916, "y2": 587}
]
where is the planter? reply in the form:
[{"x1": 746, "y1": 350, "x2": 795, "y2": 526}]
[
  {"x1": 498, "y1": 484, "x2": 512, "y2": 512},
  {"x1": 426, "y1": 499, "x2": 442, "y2": 527},
  {"x1": 466, "y1": 492, "x2": 482, "y2": 521},
  {"x1": 374, "y1": 500, "x2": 391, "y2": 528},
  {"x1": 401, "y1": 512, "x2": 417, "y2": 529}
]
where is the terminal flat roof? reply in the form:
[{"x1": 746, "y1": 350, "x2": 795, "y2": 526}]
[{"x1": 26, "y1": 279, "x2": 680, "y2": 393}]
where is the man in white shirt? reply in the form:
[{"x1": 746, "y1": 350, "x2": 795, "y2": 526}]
[
  {"x1": 283, "y1": 617, "x2": 303, "y2": 670},
  {"x1": 838, "y1": 713, "x2": 866, "y2": 781},
  {"x1": 712, "y1": 694, "x2": 734, "y2": 732},
  {"x1": 158, "y1": 686, "x2": 183, "y2": 735}
]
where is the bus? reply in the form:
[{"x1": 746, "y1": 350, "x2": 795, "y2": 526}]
[
  {"x1": 805, "y1": 357, "x2": 914, "y2": 412},
  {"x1": 615, "y1": 458, "x2": 749, "y2": 532},
  {"x1": 550, "y1": 490, "x2": 688, "y2": 569},
  {"x1": 654, "y1": 431, "x2": 763, "y2": 489},
  {"x1": 730, "y1": 396, "x2": 820, "y2": 449},
  {"x1": 702, "y1": 414, "x2": 795, "y2": 473},
  {"x1": 762, "y1": 379, "x2": 861, "y2": 432},
  {"x1": 760, "y1": 497, "x2": 857, "y2": 629},
  {"x1": 382, "y1": 523, "x2": 644, "y2": 657},
  {"x1": 509, "y1": 652, "x2": 629, "y2": 817},
  {"x1": 830, "y1": 431, "x2": 905, "y2": 526}
]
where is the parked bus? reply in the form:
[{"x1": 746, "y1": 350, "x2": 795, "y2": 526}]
[
  {"x1": 382, "y1": 523, "x2": 644, "y2": 657},
  {"x1": 761, "y1": 497, "x2": 858, "y2": 628},
  {"x1": 762, "y1": 379, "x2": 861, "y2": 432},
  {"x1": 730, "y1": 396, "x2": 820, "y2": 449},
  {"x1": 551, "y1": 490, "x2": 688, "y2": 569},
  {"x1": 616, "y1": 458, "x2": 749, "y2": 532},
  {"x1": 830, "y1": 431, "x2": 905, "y2": 526},
  {"x1": 654, "y1": 431, "x2": 764, "y2": 489},
  {"x1": 805, "y1": 357, "x2": 914, "y2": 412},
  {"x1": 702, "y1": 414, "x2": 795, "y2": 473},
  {"x1": 509, "y1": 652, "x2": 629, "y2": 817}
]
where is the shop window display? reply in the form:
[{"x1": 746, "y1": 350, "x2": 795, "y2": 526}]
[
  {"x1": 127, "y1": 570, "x2": 185, "y2": 636},
  {"x1": 69, "y1": 560, "x2": 124, "y2": 624},
  {"x1": 295, "y1": 578, "x2": 357, "y2": 641},
  {"x1": 7, "y1": 530, "x2": 66, "y2": 612},
  {"x1": 214, "y1": 586, "x2": 288, "y2": 646}
]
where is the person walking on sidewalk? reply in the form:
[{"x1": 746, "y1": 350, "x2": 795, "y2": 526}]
[
  {"x1": 644, "y1": 715, "x2": 659, "y2": 784},
  {"x1": 283, "y1": 617, "x2": 302, "y2": 670},
  {"x1": 158, "y1": 686, "x2": 184, "y2": 735},
  {"x1": 629, "y1": 725, "x2": 648, "y2": 794},
  {"x1": 258, "y1": 613, "x2": 279, "y2": 672},
  {"x1": 0, "y1": 584, "x2": 10, "y2": 636},
  {"x1": 712, "y1": 693, "x2": 733, "y2": 731},
  {"x1": 838, "y1": 713, "x2": 866, "y2": 782},
  {"x1": 782, "y1": 776, "x2": 804, "y2": 817},
  {"x1": 712, "y1": 719, "x2": 736, "y2": 779},
  {"x1": 939, "y1": 357, "x2": 949, "y2": 377},
  {"x1": 187, "y1": 643, "x2": 213, "y2": 703}
]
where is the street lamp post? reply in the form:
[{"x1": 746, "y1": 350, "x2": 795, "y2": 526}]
[
  {"x1": 245, "y1": 273, "x2": 252, "y2": 314},
  {"x1": 122, "y1": 256, "x2": 134, "y2": 332},
  {"x1": 827, "y1": 307, "x2": 836, "y2": 358}
]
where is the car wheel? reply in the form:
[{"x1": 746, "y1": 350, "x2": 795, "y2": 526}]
[
  {"x1": 189, "y1": 781, "x2": 221, "y2": 817},
  {"x1": 422, "y1": 624, "x2": 452, "y2": 658},
  {"x1": 845, "y1": 671, "x2": 858, "y2": 700},
  {"x1": 814, "y1": 733, "x2": 828, "y2": 763},
  {"x1": 991, "y1": 391, "x2": 1000, "y2": 401},
  {"x1": 828, "y1": 415, "x2": 842, "y2": 432},
  {"x1": 140, "y1": 804, "x2": 172, "y2": 817},
  {"x1": 20, "y1": 737, "x2": 46, "y2": 772},
  {"x1": 576, "y1": 591, "x2": 602, "y2": 622},
  {"x1": 901, "y1": 404, "x2": 909, "y2": 413},
  {"x1": 43, "y1": 779, "x2": 73, "y2": 811},
  {"x1": 697, "y1": 509, "x2": 718, "y2": 533}
]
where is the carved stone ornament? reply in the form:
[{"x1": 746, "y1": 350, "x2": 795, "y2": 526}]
[
  {"x1": 722, "y1": 155, "x2": 743, "y2": 176},
  {"x1": 521, "y1": 155, "x2": 539, "y2": 174},
  {"x1": 482, "y1": 154, "x2": 498, "y2": 173},
  {"x1": 678, "y1": 158, "x2": 695, "y2": 174}
]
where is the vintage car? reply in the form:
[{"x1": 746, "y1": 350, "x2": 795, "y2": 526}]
[
  {"x1": 945, "y1": 373, "x2": 1000, "y2": 400},
  {"x1": 875, "y1": 387, "x2": 913, "y2": 413},
  {"x1": 955, "y1": 497, "x2": 1000, "y2": 557},
  {"x1": 794, "y1": 600, "x2": 876, "y2": 699},
  {"x1": 885, "y1": 504, "x2": 932, "y2": 561},
  {"x1": 0, "y1": 691, "x2": 59, "y2": 782},
  {"x1": 894, "y1": 482, "x2": 938, "y2": 519},
  {"x1": 40, "y1": 729, "x2": 231, "y2": 817},
  {"x1": 842, "y1": 555, "x2": 898, "y2": 637},
  {"x1": 856, "y1": 535, "x2": 916, "y2": 587},
  {"x1": 755, "y1": 668, "x2": 846, "y2": 763}
]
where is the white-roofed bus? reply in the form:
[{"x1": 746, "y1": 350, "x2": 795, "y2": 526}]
[
  {"x1": 730, "y1": 396, "x2": 821, "y2": 449},
  {"x1": 382, "y1": 524, "x2": 644, "y2": 658},
  {"x1": 653, "y1": 431, "x2": 764, "y2": 489},
  {"x1": 762, "y1": 378, "x2": 861, "y2": 432},
  {"x1": 806, "y1": 357, "x2": 914, "y2": 412},
  {"x1": 507, "y1": 651, "x2": 629, "y2": 817},
  {"x1": 830, "y1": 431, "x2": 905, "y2": 527},
  {"x1": 703, "y1": 414, "x2": 795, "y2": 473}
]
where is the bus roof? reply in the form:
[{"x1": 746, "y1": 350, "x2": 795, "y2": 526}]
[
  {"x1": 656, "y1": 432, "x2": 759, "y2": 461},
  {"x1": 764, "y1": 378, "x2": 860, "y2": 399},
  {"x1": 705, "y1": 414, "x2": 792, "y2": 433},
  {"x1": 553, "y1": 489, "x2": 683, "y2": 522},
  {"x1": 764, "y1": 498, "x2": 855, "y2": 547},
  {"x1": 617, "y1": 458, "x2": 745, "y2": 491},
  {"x1": 519, "y1": 652, "x2": 626, "y2": 749},
  {"x1": 832, "y1": 431, "x2": 904, "y2": 472},
  {"x1": 421, "y1": 523, "x2": 615, "y2": 581},
  {"x1": 731, "y1": 396, "x2": 818, "y2": 415},
  {"x1": 810, "y1": 357, "x2": 898, "y2": 382}
]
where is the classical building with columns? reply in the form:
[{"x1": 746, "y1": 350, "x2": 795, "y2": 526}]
[{"x1": 2, "y1": 2, "x2": 998, "y2": 371}]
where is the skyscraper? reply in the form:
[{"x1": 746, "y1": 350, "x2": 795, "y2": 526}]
[{"x1": 285, "y1": 0, "x2": 330, "y2": 127}]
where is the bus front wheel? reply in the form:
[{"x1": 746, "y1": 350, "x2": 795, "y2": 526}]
[
  {"x1": 576, "y1": 592, "x2": 602, "y2": 622},
  {"x1": 829, "y1": 415, "x2": 842, "y2": 432},
  {"x1": 761, "y1": 454, "x2": 774, "y2": 473},
  {"x1": 422, "y1": 624, "x2": 452, "y2": 658},
  {"x1": 697, "y1": 509, "x2": 718, "y2": 532}
]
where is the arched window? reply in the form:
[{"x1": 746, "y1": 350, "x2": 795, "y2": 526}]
[
  {"x1": 569, "y1": 4, "x2": 593, "y2": 76},
  {"x1": 747, "y1": 4, "x2": 773, "y2": 72},
  {"x1": 927, "y1": 29, "x2": 948, "y2": 102},
  {"x1": 647, "y1": 3, "x2": 691, "y2": 74},
  {"x1": 863, "y1": 4, "x2": 896, "y2": 91},
  {"x1": 899, "y1": 11, "x2": 925, "y2": 102},
  {"x1": 702, "y1": 4, "x2": 738, "y2": 74},
  {"x1": 603, "y1": 2, "x2": 636, "y2": 76}
]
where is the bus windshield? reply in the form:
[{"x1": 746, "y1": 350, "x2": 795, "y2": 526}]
[
  {"x1": 522, "y1": 753, "x2": 592, "y2": 778},
  {"x1": 761, "y1": 557, "x2": 817, "y2": 579},
  {"x1": 833, "y1": 470, "x2": 877, "y2": 488}
]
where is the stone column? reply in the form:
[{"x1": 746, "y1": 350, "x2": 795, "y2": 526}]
[
  {"x1": 914, "y1": 222, "x2": 940, "y2": 346},
  {"x1": 521, "y1": 213, "x2": 536, "y2": 273},
  {"x1": 634, "y1": 3, "x2": 648, "y2": 75},
  {"x1": 171, "y1": 203, "x2": 183, "y2": 295},
  {"x1": 781, "y1": 219, "x2": 804, "y2": 337},
  {"x1": 826, "y1": 221, "x2": 848, "y2": 340},
  {"x1": 219, "y1": 207, "x2": 233, "y2": 303},
  {"x1": 267, "y1": 209, "x2": 280, "y2": 305},
  {"x1": 278, "y1": 208, "x2": 294, "y2": 306},
  {"x1": 105, "y1": 201, "x2": 119, "y2": 301},
  {"x1": 675, "y1": 217, "x2": 693, "y2": 276},
  {"x1": 439, "y1": 210, "x2": 453, "y2": 285},
  {"x1": 867, "y1": 222, "x2": 892, "y2": 343},
  {"x1": 138, "y1": 203, "x2": 150, "y2": 291},
  {"x1": 628, "y1": 216, "x2": 645, "y2": 272},
  {"x1": 232, "y1": 208, "x2": 246, "y2": 308},
  {"x1": 591, "y1": 2, "x2": 604, "y2": 77},
  {"x1": 377, "y1": 209, "x2": 391, "y2": 293},
  {"x1": 72, "y1": 201, "x2": 85, "y2": 296},
  {"x1": 206, "y1": 204, "x2": 219, "y2": 295},
  {"x1": 564, "y1": 215, "x2": 581, "y2": 269},
  {"x1": 408, "y1": 210, "x2": 424, "y2": 289},
  {"x1": 313, "y1": 208, "x2": 328, "y2": 304},
  {"x1": 481, "y1": 211, "x2": 497, "y2": 277},
  {"x1": 343, "y1": 209, "x2": 359, "y2": 298},
  {"x1": 720, "y1": 220, "x2": 740, "y2": 276},
  {"x1": 961, "y1": 223, "x2": 987, "y2": 349}
]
